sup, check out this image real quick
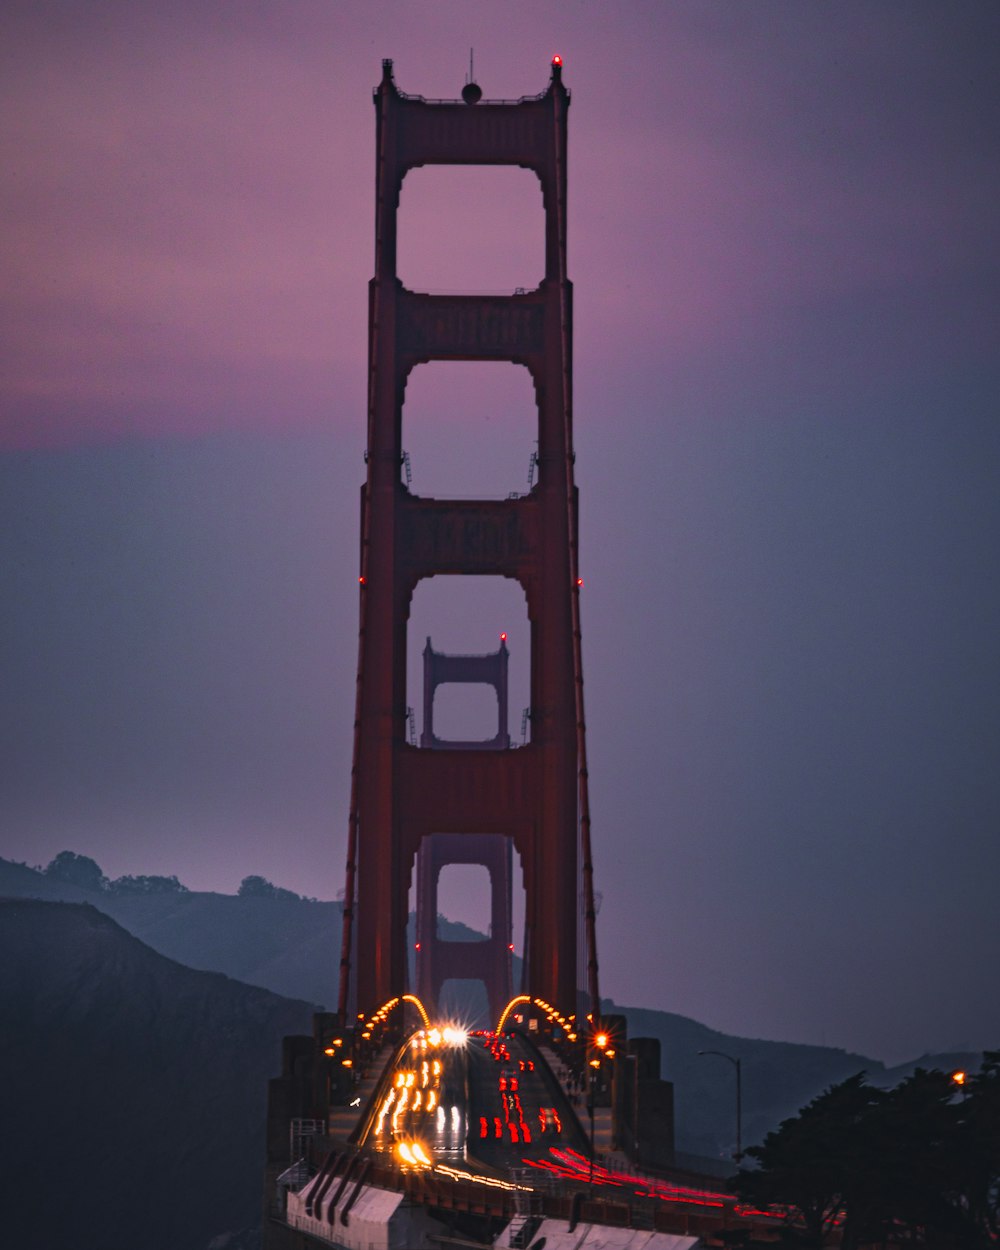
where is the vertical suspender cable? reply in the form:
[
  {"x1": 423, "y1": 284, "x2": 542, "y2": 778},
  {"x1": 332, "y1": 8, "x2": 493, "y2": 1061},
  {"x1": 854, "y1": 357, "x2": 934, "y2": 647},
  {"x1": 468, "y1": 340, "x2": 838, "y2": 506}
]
[{"x1": 553, "y1": 83, "x2": 601, "y2": 1023}]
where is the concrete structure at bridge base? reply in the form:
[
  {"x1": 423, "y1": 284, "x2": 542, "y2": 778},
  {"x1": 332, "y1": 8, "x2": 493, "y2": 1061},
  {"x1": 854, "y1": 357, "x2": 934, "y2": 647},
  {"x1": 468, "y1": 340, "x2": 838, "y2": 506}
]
[
  {"x1": 285, "y1": 1177, "x2": 446, "y2": 1250},
  {"x1": 494, "y1": 1222, "x2": 701, "y2": 1250},
  {"x1": 615, "y1": 1036, "x2": 676, "y2": 1172}
]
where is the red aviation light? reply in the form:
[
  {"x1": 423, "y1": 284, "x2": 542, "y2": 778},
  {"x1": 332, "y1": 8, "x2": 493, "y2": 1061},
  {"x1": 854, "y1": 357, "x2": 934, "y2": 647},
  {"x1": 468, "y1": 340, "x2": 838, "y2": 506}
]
[
  {"x1": 552, "y1": 54, "x2": 562, "y2": 67},
  {"x1": 500, "y1": 632, "x2": 507, "y2": 642}
]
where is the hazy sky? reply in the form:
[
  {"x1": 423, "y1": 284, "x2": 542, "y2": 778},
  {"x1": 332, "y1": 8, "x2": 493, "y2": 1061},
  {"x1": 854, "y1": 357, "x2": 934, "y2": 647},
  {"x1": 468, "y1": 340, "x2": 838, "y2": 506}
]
[{"x1": 2, "y1": 1, "x2": 999, "y2": 1065}]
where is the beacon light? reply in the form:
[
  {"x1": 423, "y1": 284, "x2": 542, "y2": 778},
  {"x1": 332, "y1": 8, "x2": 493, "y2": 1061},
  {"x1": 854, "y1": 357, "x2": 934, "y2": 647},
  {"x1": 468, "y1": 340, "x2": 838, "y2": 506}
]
[
  {"x1": 500, "y1": 632, "x2": 507, "y2": 642},
  {"x1": 552, "y1": 54, "x2": 562, "y2": 66}
]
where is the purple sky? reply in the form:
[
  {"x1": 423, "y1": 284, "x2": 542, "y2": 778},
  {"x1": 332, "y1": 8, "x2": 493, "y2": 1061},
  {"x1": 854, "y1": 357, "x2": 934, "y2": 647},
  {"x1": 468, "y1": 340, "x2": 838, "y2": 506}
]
[{"x1": 2, "y1": 1, "x2": 999, "y2": 1064}]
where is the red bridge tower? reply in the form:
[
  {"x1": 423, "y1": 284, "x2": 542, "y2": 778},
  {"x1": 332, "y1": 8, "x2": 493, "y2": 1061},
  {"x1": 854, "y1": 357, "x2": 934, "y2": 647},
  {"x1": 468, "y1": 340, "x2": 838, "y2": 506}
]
[{"x1": 339, "y1": 57, "x2": 598, "y2": 1023}]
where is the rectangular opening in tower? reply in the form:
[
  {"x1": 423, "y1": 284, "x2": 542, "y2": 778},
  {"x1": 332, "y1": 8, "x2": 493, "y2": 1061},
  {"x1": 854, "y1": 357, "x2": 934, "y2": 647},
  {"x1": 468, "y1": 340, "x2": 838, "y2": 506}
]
[
  {"x1": 436, "y1": 863, "x2": 492, "y2": 941},
  {"x1": 397, "y1": 166, "x2": 544, "y2": 293},
  {"x1": 432, "y1": 684, "x2": 499, "y2": 744},
  {"x1": 402, "y1": 361, "x2": 538, "y2": 500},
  {"x1": 408, "y1": 575, "x2": 530, "y2": 747}
]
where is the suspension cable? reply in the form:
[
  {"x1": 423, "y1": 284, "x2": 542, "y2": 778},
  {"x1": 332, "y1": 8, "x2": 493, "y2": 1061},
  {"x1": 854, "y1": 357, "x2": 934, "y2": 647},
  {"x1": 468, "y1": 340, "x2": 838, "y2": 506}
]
[{"x1": 553, "y1": 82, "x2": 601, "y2": 1023}]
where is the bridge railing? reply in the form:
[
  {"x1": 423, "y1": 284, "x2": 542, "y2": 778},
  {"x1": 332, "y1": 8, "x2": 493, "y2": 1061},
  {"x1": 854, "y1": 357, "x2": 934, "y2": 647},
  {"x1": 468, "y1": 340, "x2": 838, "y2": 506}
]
[{"x1": 280, "y1": 1135, "x2": 781, "y2": 1244}]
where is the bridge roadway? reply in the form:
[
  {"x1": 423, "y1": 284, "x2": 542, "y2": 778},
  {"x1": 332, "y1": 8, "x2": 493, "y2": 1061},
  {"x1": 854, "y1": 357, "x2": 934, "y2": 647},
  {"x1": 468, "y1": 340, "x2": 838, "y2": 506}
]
[
  {"x1": 282, "y1": 1023, "x2": 785, "y2": 1248},
  {"x1": 356, "y1": 1026, "x2": 590, "y2": 1171}
]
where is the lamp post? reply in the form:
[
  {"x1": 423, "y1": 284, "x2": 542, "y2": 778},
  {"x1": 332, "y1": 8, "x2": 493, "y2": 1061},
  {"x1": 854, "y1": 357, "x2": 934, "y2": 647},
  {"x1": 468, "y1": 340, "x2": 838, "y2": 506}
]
[
  {"x1": 587, "y1": 1028, "x2": 609, "y2": 1193},
  {"x1": 698, "y1": 1049, "x2": 742, "y2": 1162}
]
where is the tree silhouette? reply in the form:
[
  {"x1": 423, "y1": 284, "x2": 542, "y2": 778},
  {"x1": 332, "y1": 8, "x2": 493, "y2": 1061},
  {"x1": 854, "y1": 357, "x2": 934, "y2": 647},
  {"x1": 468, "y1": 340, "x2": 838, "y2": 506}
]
[
  {"x1": 736, "y1": 1072, "x2": 876, "y2": 1246},
  {"x1": 236, "y1": 875, "x2": 301, "y2": 902},
  {"x1": 43, "y1": 851, "x2": 106, "y2": 891},
  {"x1": 107, "y1": 874, "x2": 189, "y2": 895},
  {"x1": 735, "y1": 1059, "x2": 1000, "y2": 1248},
  {"x1": 955, "y1": 1051, "x2": 1000, "y2": 1247}
]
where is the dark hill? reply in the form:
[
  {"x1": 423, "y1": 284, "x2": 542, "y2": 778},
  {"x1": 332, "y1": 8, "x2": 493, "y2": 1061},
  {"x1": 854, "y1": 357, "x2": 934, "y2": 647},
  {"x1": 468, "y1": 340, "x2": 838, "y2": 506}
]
[
  {"x1": 0, "y1": 857, "x2": 981, "y2": 1159},
  {"x1": 0, "y1": 856, "x2": 343, "y2": 1006},
  {"x1": 0, "y1": 856, "x2": 482, "y2": 1009},
  {"x1": 0, "y1": 898, "x2": 315, "y2": 1250}
]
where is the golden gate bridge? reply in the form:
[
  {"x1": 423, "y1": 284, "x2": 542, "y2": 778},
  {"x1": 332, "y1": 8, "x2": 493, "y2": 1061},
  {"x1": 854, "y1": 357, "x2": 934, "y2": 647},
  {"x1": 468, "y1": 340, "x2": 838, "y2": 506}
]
[{"x1": 263, "y1": 57, "x2": 781, "y2": 1250}]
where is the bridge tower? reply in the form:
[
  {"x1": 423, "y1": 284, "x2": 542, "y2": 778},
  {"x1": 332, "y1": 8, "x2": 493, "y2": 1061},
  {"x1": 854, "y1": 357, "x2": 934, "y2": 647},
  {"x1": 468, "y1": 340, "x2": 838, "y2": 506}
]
[
  {"x1": 339, "y1": 57, "x2": 598, "y2": 1022},
  {"x1": 414, "y1": 636, "x2": 515, "y2": 1024}
]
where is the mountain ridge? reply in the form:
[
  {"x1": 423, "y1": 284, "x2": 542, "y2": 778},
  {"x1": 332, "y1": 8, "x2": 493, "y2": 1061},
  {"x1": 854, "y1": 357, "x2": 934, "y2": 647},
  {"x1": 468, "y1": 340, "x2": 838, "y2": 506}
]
[
  {"x1": 0, "y1": 896, "x2": 315, "y2": 1250},
  {"x1": 1, "y1": 853, "x2": 982, "y2": 1159}
]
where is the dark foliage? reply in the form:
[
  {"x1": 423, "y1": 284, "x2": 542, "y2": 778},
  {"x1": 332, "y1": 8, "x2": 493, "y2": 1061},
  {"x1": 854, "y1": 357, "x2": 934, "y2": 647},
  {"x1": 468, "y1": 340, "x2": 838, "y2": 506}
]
[
  {"x1": 43, "y1": 849, "x2": 106, "y2": 889},
  {"x1": 237, "y1": 873, "x2": 302, "y2": 902},
  {"x1": 107, "y1": 872, "x2": 190, "y2": 894},
  {"x1": 735, "y1": 1058, "x2": 1000, "y2": 1248}
]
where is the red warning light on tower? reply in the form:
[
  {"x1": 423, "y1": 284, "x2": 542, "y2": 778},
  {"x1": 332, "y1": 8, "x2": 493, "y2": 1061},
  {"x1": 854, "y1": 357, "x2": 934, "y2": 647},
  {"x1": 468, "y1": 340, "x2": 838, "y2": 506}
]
[
  {"x1": 500, "y1": 632, "x2": 507, "y2": 643},
  {"x1": 552, "y1": 55, "x2": 563, "y2": 67}
]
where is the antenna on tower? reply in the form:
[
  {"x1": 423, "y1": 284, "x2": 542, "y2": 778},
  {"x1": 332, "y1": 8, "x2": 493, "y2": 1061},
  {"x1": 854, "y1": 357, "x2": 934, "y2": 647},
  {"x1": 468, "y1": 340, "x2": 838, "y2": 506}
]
[{"x1": 461, "y1": 47, "x2": 482, "y2": 104}]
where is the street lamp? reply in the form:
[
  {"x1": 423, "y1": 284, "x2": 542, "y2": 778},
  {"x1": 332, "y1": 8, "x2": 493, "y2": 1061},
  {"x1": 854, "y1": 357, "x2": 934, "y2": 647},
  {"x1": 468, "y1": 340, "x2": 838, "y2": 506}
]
[
  {"x1": 587, "y1": 1025, "x2": 610, "y2": 1193},
  {"x1": 698, "y1": 1049, "x2": 743, "y2": 1162}
]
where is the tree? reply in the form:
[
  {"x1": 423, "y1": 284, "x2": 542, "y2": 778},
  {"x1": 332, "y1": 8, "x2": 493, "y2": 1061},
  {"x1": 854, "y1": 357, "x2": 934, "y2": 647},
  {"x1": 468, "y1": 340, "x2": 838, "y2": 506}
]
[
  {"x1": 43, "y1": 851, "x2": 106, "y2": 892},
  {"x1": 237, "y1": 875, "x2": 301, "y2": 903},
  {"x1": 844, "y1": 1068, "x2": 961, "y2": 1248},
  {"x1": 736, "y1": 1062, "x2": 997, "y2": 1249},
  {"x1": 952, "y1": 1051, "x2": 1000, "y2": 1248},
  {"x1": 107, "y1": 874, "x2": 190, "y2": 896},
  {"x1": 735, "y1": 1072, "x2": 877, "y2": 1246}
]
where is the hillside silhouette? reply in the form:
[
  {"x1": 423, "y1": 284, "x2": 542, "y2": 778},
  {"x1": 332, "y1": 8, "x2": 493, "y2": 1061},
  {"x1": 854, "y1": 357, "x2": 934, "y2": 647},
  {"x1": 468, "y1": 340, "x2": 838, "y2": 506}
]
[
  {"x1": 0, "y1": 897, "x2": 314, "y2": 1250},
  {"x1": 2, "y1": 854, "x2": 981, "y2": 1162}
]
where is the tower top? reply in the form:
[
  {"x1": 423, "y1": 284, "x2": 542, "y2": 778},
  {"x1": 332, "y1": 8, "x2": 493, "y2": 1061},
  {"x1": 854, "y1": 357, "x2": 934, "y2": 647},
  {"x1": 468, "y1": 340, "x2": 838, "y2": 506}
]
[{"x1": 376, "y1": 57, "x2": 566, "y2": 105}]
